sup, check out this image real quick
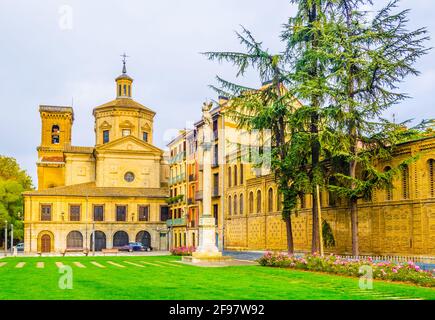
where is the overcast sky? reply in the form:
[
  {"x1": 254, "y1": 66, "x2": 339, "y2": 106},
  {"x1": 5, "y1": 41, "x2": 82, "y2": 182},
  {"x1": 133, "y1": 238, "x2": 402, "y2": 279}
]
[{"x1": 0, "y1": 0, "x2": 434, "y2": 184}]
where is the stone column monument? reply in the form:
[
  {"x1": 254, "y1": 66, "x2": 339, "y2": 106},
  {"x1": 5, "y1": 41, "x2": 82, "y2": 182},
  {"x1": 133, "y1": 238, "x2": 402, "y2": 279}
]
[{"x1": 182, "y1": 102, "x2": 231, "y2": 263}]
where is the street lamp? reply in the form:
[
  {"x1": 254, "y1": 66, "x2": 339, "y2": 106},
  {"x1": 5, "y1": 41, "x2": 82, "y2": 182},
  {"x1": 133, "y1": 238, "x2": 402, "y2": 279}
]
[{"x1": 4, "y1": 220, "x2": 7, "y2": 256}]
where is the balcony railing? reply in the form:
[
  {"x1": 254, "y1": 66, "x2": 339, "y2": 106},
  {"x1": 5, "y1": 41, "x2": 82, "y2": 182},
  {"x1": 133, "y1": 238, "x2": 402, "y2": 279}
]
[
  {"x1": 168, "y1": 151, "x2": 186, "y2": 165},
  {"x1": 166, "y1": 217, "x2": 187, "y2": 227},
  {"x1": 169, "y1": 173, "x2": 186, "y2": 185},
  {"x1": 195, "y1": 190, "x2": 203, "y2": 201}
]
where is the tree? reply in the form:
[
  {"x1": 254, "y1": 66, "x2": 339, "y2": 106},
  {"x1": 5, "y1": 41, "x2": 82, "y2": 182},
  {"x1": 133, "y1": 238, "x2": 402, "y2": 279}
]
[
  {"x1": 0, "y1": 156, "x2": 33, "y2": 246},
  {"x1": 203, "y1": 28, "x2": 309, "y2": 254},
  {"x1": 321, "y1": 0, "x2": 429, "y2": 255},
  {"x1": 283, "y1": 0, "x2": 335, "y2": 254}
]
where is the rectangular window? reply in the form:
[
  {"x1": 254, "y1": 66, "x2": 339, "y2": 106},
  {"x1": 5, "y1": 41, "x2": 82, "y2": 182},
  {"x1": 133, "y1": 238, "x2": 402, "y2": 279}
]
[
  {"x1": 160, "y1": 206, "x2": 169, "y2": 221},
  {"x1": 116, "y1": 205, "x2": 127, "y2": 221},
  {"x1": 122, "y1": 129, "x2": 131, "y2": 137},
  {"x1": 41, "y1": 205, "x2": 52, "y2": 221},
  {"x1": 143, "y1": 131, "x2": 148, "y2": 142},
  {"x1": 103, "y1": 130, "x2": 109, "y2": 144},
  {"x1": 138, "y1": 205, "x2": 149, "y2": 221},
  {"x1": 93, "y1": 205, "x2": 104, "y2": 221},
  {"x1": 69, "y1": 205, "x2": 81, "y2": 221}
]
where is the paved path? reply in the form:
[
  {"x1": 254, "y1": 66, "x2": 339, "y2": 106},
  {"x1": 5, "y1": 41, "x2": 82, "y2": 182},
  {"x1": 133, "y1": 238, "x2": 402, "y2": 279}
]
[
  {"x1": 90, "y1": 261, "x2": 105, "y2": 268},
  {"x1": 123, "y1": 261, "x2": 145, "y2": 267},
  {"x1": 36, "y1": 262, "x2": 44, "y2": 268},
  {"x1": 107, "y1": 261, "x2": 125, "y2": 268},
  {"x1": 15, "y1": 262, "x2": 25, "y2": 268},
  {"x1": 73, "y1": 262, "x2": 86, "y2": 268}
]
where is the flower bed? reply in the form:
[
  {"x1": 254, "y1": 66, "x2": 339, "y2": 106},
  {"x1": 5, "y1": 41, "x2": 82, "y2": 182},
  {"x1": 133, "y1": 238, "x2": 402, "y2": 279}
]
[
  {"x1": 257, "y1": 252, "x2": 435, "y2": 287},
  {"x1": 170, "y1": 246, "x2": 196, "y2": 256}
]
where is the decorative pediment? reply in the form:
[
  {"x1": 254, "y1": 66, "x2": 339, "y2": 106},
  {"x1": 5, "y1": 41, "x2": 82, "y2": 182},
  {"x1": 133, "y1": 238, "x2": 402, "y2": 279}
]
[
  {"x1": 119, "y1": 119, "x2": 135, "y2": 129},
  {"x1": 99, "y1": 121, "x2": 112, "y2": 130},
  {"x1": 96, "y1": 135, "x2": 163, "y2": 154},
  {"x1": 141, "y1": 122, "x2": 152, "y2": 132}
]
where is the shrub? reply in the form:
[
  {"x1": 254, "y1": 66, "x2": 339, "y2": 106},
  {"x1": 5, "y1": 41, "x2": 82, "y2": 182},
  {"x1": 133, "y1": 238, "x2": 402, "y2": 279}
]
[
  {"x1": 170, "y1": 246, "x2": 196, "y2": 256},
  {"x1": 257, "y1": 252, "x2": 435, "y2": 287}
]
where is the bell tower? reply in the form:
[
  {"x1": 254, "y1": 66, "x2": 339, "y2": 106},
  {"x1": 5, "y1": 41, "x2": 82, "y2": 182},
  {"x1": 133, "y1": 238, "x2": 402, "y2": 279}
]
[
  {"x1": 116, "y1": 53, "x2": 133, "y2": 99},
  {"x1": 37, "y1": 105, "x2": 73, "y2": 190}
]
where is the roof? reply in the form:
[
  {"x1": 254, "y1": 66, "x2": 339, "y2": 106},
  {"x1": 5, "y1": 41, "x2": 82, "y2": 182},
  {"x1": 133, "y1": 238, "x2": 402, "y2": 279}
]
[
  {"x1": 39, "y1": 105, "x2": 73, "y2": 113},
  {"x1": 64, "y1": 145, "x2": 95, "y2": 154},
  {"x1": 23, "y1": 182, "x2": 169, "y2": 198},
  {"x1": 115, "y1": 73, "x2": 133, "y2": 81},
  {"x1": 93, "y1": 98, "x2": 155, "y2": 115},
  {"x1": 41, "y1": 156, "x2": 64, "y2": 163}
]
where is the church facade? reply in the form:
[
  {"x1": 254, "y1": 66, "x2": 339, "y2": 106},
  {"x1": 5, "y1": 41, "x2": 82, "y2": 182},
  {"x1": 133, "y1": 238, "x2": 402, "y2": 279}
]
[{"x1": 23, "y1": 63, "x2": 170, "y2": 254}]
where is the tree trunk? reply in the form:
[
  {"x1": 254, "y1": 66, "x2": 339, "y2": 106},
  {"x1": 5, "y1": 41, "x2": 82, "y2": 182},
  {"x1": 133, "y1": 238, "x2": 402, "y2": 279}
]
[
  {"x1": 311, "y1": 112, "x2": 321, "y2": 254},
  {"x1": 284, "y1": 214, "x2": 294, "y2": 255},
  {"x1": 349, "y1": 154, "x2": 359, "y2": 256},
  {"x1": 311, "y1": 190, "x2": 320, "y2": 254},
  {"x1": 350, "y1": 197, "x2": 359, "y2": 256}
]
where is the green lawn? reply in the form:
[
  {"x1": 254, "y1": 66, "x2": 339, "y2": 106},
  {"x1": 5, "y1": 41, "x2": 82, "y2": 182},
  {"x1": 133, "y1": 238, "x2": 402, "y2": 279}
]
[{"x1": 0, "y1": 255, "x2": 433, "y2": 300}]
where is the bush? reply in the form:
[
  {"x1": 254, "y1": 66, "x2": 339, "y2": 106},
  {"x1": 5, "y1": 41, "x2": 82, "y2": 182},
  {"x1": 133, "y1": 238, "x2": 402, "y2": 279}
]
[
  {"x1": 170, "y1": 246, "x2": 196, "y2": 256},
  {"x1": 257, "y1": 252, "x2": 435, "y2": 287}
]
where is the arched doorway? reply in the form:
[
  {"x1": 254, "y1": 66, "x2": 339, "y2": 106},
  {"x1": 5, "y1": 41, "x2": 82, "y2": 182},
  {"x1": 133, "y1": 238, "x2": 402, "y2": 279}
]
[
  {"x1": 90, "y1": 231, "x2": 106, "y2": 251},
  {"x1": 136, "y1": 231, "x2": 151, "y2": 249},
  {"x1": 41, "y1": 235, "x2": 51, "y2": 252},
  {"x1": 113, "y1": 231, "x2": 129, "y2": 247},
  {"x1": 38, "y1": 231, "x2": 54, "y2": 253},
  {"x1": 66, "y1": 231, "x2": 83, "y2": 249}
]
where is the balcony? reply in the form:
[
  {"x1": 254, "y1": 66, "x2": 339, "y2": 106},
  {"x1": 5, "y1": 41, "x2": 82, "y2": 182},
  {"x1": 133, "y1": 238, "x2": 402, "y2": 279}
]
[
  {"x1": 195, "y1": 190, "x2": 203, "y2": 201},
  {"x1": 166, "y1": 217, "x2": 186, "y2": 227},
  {"x1": 188, "y1": 174, "x2": 197, "y2": 182}
]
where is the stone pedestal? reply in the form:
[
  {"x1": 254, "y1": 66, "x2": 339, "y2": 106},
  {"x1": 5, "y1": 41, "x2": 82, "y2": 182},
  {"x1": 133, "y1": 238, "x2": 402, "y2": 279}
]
[{"x1": 182, "y1": 102, "x2": 232, "y2": 265}]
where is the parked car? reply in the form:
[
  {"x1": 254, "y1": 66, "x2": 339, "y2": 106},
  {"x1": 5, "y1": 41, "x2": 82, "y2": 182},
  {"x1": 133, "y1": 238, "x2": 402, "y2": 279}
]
[
  {"x1": 16, "y1": 243, "x2": 24, "y2": 252},
  {"x1": 118, "y1": 242, "x2": 145, "y2": 252}
]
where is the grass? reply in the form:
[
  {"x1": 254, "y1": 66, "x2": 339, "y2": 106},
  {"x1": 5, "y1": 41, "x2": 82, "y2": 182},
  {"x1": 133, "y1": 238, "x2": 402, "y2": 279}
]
[{"x1": 0, "y1": 255, "x2": 434, "y2": 300}]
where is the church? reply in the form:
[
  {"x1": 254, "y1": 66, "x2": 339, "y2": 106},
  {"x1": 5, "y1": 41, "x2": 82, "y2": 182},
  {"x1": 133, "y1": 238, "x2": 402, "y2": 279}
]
[{"x1": 22, "y1": 60, "x2": 170, "y2": 254}]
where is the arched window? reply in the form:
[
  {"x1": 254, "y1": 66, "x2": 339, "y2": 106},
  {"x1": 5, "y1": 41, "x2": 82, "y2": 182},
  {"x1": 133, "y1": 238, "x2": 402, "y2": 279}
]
[
  {"x1": 240, "y1": 163, "x2": 244, "y2": 184},
  {"x1": 66, "y1": 231, "x2": 83, "y2": 249},
  {"x1": 234, "y1": 195, "x2": 238, "y2": 215},
  {"x1": 123, "y1": 84, "x2": 127, "y2": 95},
  {"x1": 384, "y1": 166, "x2": 393, "y2": 201},
  {"x1": 51, "y1": 125, "x2": 60, "y2": 144},
  {"x1": 118, "y1": 84, "x2": 122, "y2": 96},
  {"x1": 328, "y1": 177, "x2": 338, "y2": 207},
  {"x1": 240, "y1": 193, "x2": 244, "y2": 215},
  {"x1": 268, "y1": 188, "x2": 274, "y2": 212},
  {"x1": 228, "y1": 167, "x2": 232, "y2": 187},
  {"x1": 228, "y1": 196, "x2": 232, "y2": 215},
  {"x1": 90, "y1": 231, "x2": 106, "y2": 251},
  {"x1": 113, "y1": 231, "x2": 129, "y2": 247},
  {"x1": 234, "y1": 165, "x2": 238, "y2": 186},
  {"x1": 257, "y1": 190, "x2": 262, "y2": 213},
  {"x1": 136, "y1": 231, "x2": 151, "y2": 249},
  {"x1": 277, "y1": 192, "x2": 282, "y2": 211},
  {"x1": 300, "y1": 193, "x2": 306, "y2": 209},
  {"x1": 402, "y1": 165, "x2": 409, "y2": 199},
  {"x1": 249, "y1": 192, "x2": 254, "y2": 213},
  {"x1": 428, "y1": 159, "x2": 434, "y2": 198}
]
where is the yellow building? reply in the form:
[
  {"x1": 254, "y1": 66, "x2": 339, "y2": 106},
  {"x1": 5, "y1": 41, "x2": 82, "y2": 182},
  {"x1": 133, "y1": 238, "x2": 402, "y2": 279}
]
[
  {"x1": 223, "y1": 133, "x2": 435, "y2": 256},
  {"x1": 23, "y1": 62, "x2": 170, "y2": 254},
  {"x1": 169, "y1": 95, "x2": 435, "y2": 256}
]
